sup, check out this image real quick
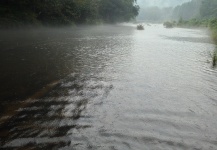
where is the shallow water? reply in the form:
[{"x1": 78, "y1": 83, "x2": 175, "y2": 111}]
[{"x1": 0, "y1": 24, "x2": 217, "y2": 149}]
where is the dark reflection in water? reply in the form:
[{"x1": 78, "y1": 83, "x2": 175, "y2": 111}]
[
  {"x1": 0, "y1": 73, "x2": 113, "y2": 149},
  {"x1": 1, "y1": 24, "x2": 217, "y2": 149},
  {"x1": 161, "y1": 35, "x2": 213, "y2": 44}
]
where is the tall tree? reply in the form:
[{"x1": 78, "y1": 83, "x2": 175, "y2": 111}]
[
  {"x1": 99, "y1": 0, "x2": 139, "y2": 23},
  {"x1": 0, "y1": 0, "x2": 139, "y2": 27},
  {"x1": 200, "y1": 0, "x2": 217, "y2": 18},
  {"x1": 172, "y1": 0, "x2": 202, "y2": 20}
]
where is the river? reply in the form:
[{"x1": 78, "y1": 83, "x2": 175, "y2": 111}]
[{"x1": 0, "y1": 24, "x2": 217, "y2": 149}]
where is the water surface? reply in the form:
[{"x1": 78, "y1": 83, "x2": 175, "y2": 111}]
[{"x1": 0, "y1": 24, "x2": 217, "y2": 149}]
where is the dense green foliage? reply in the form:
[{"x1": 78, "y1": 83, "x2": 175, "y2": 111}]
[
  {"x1": 0, "y1": 0, "x2": 139, "y2": 27},
  {"x1": 137, "y1": 7, "x2": 173, "y2": 22},
  {"x1": 99, "y1": 0, "x2": 139, "y2": 23},
  {"x1": 172, "y1": 0, "x2": 202, "y2": 20},
  {"x1": 137, "y1": 0, "x2": 202, "y2": 22},
  {"x1": 200, "y1": 0, "x2": 217, "y2": 19},
  {"x1": 170, "y1": 0, "x2": 217, "y2": 21}
]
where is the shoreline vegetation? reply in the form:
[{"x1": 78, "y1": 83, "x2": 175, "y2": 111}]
[
  {"x1": 161, "y1": 0, "x2": 217, "y2": 67},
  {"x1": 137, "y1": 24, "x2": 144, "y2": 30},
  {"x1": 163, "y1": 19, "x2": 217, "y2": 44},
  {"x1": 0, "y1": 0, "x2": 139, "y2": 29},
  {"x1": 163, "y1": 18, "x2": 217, "y2": 67},
  {"x1": 1, "y1": 1, "x2": 216, "y2": 66}
]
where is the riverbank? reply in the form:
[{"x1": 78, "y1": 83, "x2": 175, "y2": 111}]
[
  {"x1": 177, "y1": 19, "x2": 217, "y2": 42},
  {"x1": 164, "y1": 19, "x2": 217, "y2": 67},
  {"x1": 179, "y1": 19, "x2": 217, "y2": 67},
  {"x1": 207, "y1": 19, "x2": 217, "y2": 67},
  {"x1": 0, "y1": 0, "x2": 139, "y2": 29}
]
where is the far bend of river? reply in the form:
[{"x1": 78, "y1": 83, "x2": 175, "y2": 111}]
[{"x1": 1, "y1": 24, "x2": 217, "y2": 150}]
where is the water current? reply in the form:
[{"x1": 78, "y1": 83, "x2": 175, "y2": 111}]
[{"x1": 0, "y1": 24, "x2": 217, "y2": 149}]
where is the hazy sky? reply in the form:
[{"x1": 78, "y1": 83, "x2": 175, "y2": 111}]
[{"x1": 137, "y1": 0, "x2": 191, "y2": 8}]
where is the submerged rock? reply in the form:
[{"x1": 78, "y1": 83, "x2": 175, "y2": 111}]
[
  {"x1": 137, "y1": 24, "x2": 144, "y2": 30},
  {"x1": 163, "y1": 21, "x2": 174, "y2": 28}
]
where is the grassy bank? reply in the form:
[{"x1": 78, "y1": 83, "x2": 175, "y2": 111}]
[
  {"x1": 176, "y1": 19, "x2": 217, "y2": 43},
  {"x1": 207, "y1": 19, "x2": 217, "y2": 67},
  {"x1": 164, "y1": 18, "x2": 217, "y2": 67},
  {"x1": 213, "y1": 49, "x2": 217, "y2": 67}
]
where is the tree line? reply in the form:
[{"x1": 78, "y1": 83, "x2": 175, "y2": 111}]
[
  {"x1": 172, "y1": 0, "x2": 217, "y2": 67},
  {"x1": 137, "y1": 0, "x2": 217, "y2": 23},
  {"x1": 0, "y1": 0, "x2": 139, "y2": 27},
  {"x1": 171, "y1": 0, "x2": 217, "y2": 20}
]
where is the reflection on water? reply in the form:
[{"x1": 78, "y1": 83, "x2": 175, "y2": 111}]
[
  {"x1": 1, "y1": 73, "x2": 113, "y2": 149},
  {"x1": 1, "y1": 25, "x2": 217, "y2": 149},
  {"x1": 213, "y1": 49, "x2": 217, "y2": 67}
]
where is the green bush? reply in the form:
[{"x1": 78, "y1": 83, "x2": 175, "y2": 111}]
[
  {"x1": 213, "y1": 48, "x2": 217, "y2": 67},
  {"x1": 163, "y1": 21, "x2": 174, "y2": 28}
]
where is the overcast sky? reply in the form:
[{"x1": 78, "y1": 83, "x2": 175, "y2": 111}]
[{"x1": 137, "y1": 0, "x2": 191, "y2": 8}]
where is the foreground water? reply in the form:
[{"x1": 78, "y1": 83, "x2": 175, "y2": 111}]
[{"x1": 0, "y1": 24, "x2": 217, "y2": 149}]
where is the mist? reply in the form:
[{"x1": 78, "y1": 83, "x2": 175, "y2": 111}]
[
  {"x1": 137, "y1": 0, "x2": 191, "y2": 8},
  {"x1": 137, "y1": 0, "x2": 199, "y2": 22},
  {"x1": 1, "y1": 0, "x2": 217, "y2": 149}
]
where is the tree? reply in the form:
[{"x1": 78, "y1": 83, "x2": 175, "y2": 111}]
[
  {"x1": 172, "y1": 0, "x2": 202, "y2": 20},
  {"x1": 200, "y1": 0, "x2": 217, "y2": 19},
  {"x1": 0, "y1": 0, "x2": 139, "y2": 27},
  {"x1": 99, "y1": 0, "x2": 139, "y2": 23}
]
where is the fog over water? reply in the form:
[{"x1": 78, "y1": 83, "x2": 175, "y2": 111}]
[
  {"x1": 137, "y1": 0, "x2": 191, "y2": 8},
  {"x1": 1, "y1": 24, "x2": 217, "y2": 149},
  {"x1": 1, "y1": 0, "x2": 217, "y2": 149},
  {"x1": 136, "y1": 0, "x2": 196, "y2": 22}
]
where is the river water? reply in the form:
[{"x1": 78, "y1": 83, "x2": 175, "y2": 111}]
[{"x1": 0, "y1": 24, "x2": 217, "y2": 149}]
